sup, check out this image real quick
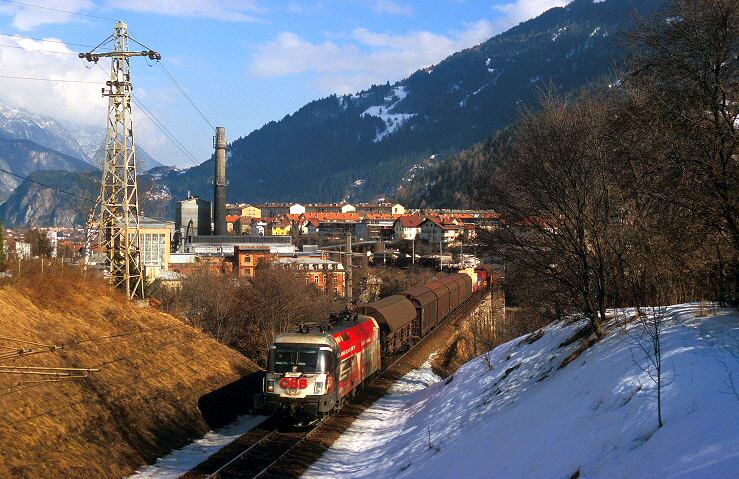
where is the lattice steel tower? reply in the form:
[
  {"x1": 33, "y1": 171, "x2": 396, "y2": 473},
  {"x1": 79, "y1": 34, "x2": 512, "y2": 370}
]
[{"x1": 80, "y1": 21, "x2": 161, "y2": 299}]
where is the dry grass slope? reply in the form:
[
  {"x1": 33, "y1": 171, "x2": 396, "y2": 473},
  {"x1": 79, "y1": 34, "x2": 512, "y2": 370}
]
[{"x1": 0, "y1": 265, "x2": 258, "y2": 478}]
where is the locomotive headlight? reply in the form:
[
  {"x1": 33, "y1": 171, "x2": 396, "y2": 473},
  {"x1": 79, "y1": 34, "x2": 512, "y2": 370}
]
[
  {"x1": 314, "y1": 382, "x2": 323, "y2": 394},
  {"x1": 267, "y1": 380, "x2": 274, "y2": 392}
]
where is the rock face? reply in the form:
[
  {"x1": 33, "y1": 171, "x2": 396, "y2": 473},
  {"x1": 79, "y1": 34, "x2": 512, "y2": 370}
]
[{"x1": 0, "y1": 139, "x2": 95, "y2": 203}]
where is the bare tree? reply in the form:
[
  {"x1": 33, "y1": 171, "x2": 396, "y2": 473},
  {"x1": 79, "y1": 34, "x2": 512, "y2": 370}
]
[
  {"x1": 475, "y1": 87, "x2": 625, "y2": 336},
  {"x1": 624, "y1": 305, "x2": 674, "y2": 429},
  {"x1": 624, "y1": 0, "x2": 739, "y2": 304}
]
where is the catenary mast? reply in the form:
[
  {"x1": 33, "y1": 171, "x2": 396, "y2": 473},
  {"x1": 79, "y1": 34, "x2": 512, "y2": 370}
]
[{"x1": 80, "y1": 21, "x2": 161, "y2": 299}]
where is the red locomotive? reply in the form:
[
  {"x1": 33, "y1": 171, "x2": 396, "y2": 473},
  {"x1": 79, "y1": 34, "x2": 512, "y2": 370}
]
[{"x1": 261, "y1": 311, "x2": 381, "y2": 425}]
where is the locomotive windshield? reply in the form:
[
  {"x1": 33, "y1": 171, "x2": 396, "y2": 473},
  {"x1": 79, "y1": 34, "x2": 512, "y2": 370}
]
[{"x1": 269, "y1": 346, "x2": 331, "y2": 373}]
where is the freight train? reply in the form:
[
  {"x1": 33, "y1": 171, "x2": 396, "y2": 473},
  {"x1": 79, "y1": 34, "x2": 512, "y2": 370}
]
[{"x1": 260, "y1": 269, "x2": 495, "y2": 425}]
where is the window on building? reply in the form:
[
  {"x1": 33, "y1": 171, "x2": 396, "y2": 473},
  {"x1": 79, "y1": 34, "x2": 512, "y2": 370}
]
[{"x1": 141, "y1": 233, "x2": 165, "y2": 268}]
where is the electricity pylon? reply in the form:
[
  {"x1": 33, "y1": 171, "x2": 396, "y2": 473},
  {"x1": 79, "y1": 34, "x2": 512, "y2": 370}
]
[{"x1": 80, "y1": 21, "x2": 161, "y2": 299}]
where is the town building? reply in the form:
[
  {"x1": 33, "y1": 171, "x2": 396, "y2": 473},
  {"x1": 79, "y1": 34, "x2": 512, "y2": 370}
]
[
  {"x1": 226, "y1": 203, "x2": 261, "y2": 218},
  {"x1": 275, "y1": 257, "x2": 345, "y2": 296},
  {"x1": 354, "y1": 203, "x2": 405, "y2": 216},
  {"x1": 393, "y1": 215, "x2": 424, "y2": 240},
  {"x1": 175, "y1": 195, "x2": 211, "y2": 237},
  {"x1": 259, "y1": 203, "x2": 305, "y2": 217}
]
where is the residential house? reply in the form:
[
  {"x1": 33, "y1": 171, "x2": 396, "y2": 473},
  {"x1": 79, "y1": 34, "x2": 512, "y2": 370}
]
[
  {"x1": 234, "y1": 246, "x2": 277, "y2": 277},
  {"x1": 356, "y1": 214, "x2": 398, "y2": 240},
  {"x1": 304, "y1": 203, "x2": 356, "y2": 214},
  {"x1": 418, "y1": 216, "x2": 463, "y2": 245},
  {"x1": 393, "y1": 215, "x2": 424, "y2": 241},
  {"x1": 259, "y1": 203, "x2": 305, "y2": 217},
  {"x1": 266, "y1": 217, "x2": 291, "y2": 236},
  {"x1": 226, "y1": 203, "x2": 261, "y2": 218}
]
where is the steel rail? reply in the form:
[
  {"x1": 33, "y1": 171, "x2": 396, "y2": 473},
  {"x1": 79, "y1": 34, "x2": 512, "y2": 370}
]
[{"x1": 204, "y1": 429, "x2": 278, "y2": 479}]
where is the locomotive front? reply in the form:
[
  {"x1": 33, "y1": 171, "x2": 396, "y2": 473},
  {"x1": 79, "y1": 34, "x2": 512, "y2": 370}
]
[{"x1": 263, "y1": 330, "x2": 338, "y2": 424}]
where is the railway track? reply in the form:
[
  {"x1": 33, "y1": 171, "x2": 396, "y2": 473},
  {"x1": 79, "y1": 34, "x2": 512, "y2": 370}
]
[
  {"x1": 180, "y1": 418, "x2": 319, "y2": 479},
  {"x1": 180, "y1": 288, "x2": 490, "y2": 479}
]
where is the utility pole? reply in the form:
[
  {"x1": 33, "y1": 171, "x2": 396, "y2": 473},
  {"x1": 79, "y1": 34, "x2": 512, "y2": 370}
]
[{"x1": 80, "y1": 21, "x2": 161, "y2": 299}]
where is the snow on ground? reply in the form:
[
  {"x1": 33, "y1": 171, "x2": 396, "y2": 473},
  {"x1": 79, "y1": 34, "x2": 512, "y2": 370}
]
[
  {"x1": 126, "y1": 415, "x2": 266, "y2": 479},
  {"x1": 303, "y1": 303, "x2": 739, "y2": 479}
]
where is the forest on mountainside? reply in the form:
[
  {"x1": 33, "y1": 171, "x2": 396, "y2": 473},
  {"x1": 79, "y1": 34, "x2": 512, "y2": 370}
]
[{"x1": 472, "y1": 0, "x2": 739, "y2": 333}]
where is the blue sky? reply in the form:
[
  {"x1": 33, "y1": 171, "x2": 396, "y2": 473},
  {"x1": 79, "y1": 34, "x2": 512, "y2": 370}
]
[{"x1": 0, "y1": 0, "x2": 567, "y2": 167}]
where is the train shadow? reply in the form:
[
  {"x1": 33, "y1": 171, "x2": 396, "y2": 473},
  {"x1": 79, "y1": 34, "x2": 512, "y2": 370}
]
[{"x1": 197, "y1": 370, "x2": 266, "y2": 429}]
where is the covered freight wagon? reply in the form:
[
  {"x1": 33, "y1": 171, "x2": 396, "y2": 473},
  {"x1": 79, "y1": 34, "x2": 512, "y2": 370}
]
[
  {"x1": 398, "y1": 285, "x2": 439, "y2": 337},
  {"x1": 355, "y1": 295, "x2": 416, "y2": 354}
]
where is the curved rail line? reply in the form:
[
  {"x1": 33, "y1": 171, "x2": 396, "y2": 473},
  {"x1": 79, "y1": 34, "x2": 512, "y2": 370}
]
[{"x1": 184, "y1": 287, "x2": 490, "y2": 479}]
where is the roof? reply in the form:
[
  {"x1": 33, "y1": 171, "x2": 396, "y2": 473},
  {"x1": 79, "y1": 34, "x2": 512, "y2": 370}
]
[
  {"x1": 398, "y1": 285, "x2": 438, "y2": 307},
  {"x1": 396, "y1": 215, "x2": 423, "y2": 228}
]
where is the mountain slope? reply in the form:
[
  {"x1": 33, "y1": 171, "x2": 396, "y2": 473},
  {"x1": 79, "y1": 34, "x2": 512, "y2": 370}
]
[
  {"x1": 0, "y1": 170, "x2": 99, "y2": 228},
  {"x1": 163, "y1": 0, "x2": 656, "y2": 208},
  {"x1": 0, "y1": 139, "x2": 96, "y2": 203}
]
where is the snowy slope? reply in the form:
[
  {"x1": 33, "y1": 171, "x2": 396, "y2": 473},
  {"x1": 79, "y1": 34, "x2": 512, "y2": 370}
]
[{"x1": 304, "y1": 303, "x2": 739, "y2": 479}]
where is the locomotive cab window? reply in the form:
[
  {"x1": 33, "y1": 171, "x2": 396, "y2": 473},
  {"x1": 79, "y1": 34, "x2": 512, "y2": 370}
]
[{"x1": 269, "y1": 346, "x2": 333, "y2": 373}]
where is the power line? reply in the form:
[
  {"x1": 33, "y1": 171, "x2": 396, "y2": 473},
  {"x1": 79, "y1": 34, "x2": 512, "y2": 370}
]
[
  {"x1": 0, "y1": 0, "x2": 116, "y2": 21},
  {"x1": 0, "y1": 42, "x2": 81, "y2": 55},
  {"x1": 157, "y1": 62, "x2": 216, "y2": 131},
  {"x1": 89, "y1": 62, "x2": 202, "y2": 167},
  {"x1": 0, "y1": 73, "x2": 101, "y2": 83},
  {"x1": 0, "y1": 32, "x2": 97, "y2": 49},
  {"x1": 132, "y1": 95, "x2": 202, "y2": 167},
  {"x1": 0, "y1": 166, "x2": 96, "y2": 203}
]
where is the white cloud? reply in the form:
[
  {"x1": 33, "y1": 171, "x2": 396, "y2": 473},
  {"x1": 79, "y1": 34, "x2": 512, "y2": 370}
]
[
  {"x1": 104, "y1": 0, "x2": 265, "y2": 22},
  {"x1": 0, "y1": 36, "x2": 107, "y2": 126},
  {"x1": 370, "y1": 0, "x2": 413, "y2": 16},
  {"x1": 248, "y1": 20, "x2": 494, "y2": 95},
  {"x1": 492, "y1": 0, "x2": 568, "y2": 29}
]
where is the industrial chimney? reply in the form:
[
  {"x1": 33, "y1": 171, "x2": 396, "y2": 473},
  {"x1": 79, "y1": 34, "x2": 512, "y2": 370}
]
[{"x1": 213, "y1": 126, "x2": 227, "y2": 236}]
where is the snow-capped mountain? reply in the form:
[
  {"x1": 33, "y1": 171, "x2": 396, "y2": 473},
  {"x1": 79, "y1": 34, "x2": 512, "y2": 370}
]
[{"x1": 0, "y1": 104, "x2": 91, "y2": 163}]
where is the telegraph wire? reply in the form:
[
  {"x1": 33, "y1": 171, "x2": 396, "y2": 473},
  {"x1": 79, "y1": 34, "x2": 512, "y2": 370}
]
[{"x1": 0, "y1": 0, "x2": 116, "y2": 21}]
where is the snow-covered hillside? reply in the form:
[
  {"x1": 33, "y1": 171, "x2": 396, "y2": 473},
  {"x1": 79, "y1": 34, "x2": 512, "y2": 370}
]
[
  {"x1": 127, "y1": 303, "x2": 739, "y2": 479},
  {"x1": 304, "y1": 303, "x2": 739, "y2": 479}
]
